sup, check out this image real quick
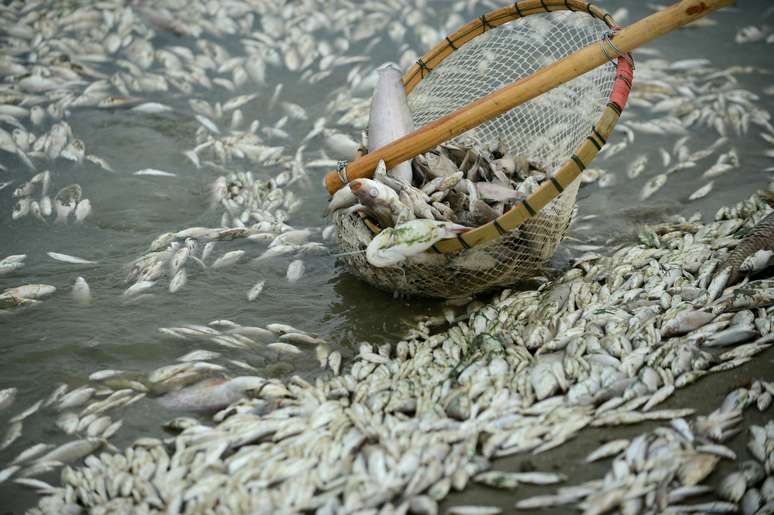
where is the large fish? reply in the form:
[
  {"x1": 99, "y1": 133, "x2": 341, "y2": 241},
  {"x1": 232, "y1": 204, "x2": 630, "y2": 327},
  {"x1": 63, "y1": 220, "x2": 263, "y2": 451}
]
[{"x1": 368, "y1": 63, "x2": 415, "y2": 184}]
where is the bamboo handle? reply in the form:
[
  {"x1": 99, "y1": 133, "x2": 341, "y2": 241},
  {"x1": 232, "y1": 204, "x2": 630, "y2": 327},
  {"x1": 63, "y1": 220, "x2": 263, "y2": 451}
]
[{"x1": 324, "y1": 0, "x2": 733, "y2": 195}]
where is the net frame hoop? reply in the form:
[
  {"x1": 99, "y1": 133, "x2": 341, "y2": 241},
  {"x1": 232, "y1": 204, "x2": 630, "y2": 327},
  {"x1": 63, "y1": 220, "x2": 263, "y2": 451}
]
[{"x1": 363, "y1": 0, "x2": 634, "y2": 254}]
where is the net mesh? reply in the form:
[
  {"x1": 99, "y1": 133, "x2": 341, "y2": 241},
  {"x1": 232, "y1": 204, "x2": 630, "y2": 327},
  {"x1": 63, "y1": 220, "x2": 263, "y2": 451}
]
[{"x1": 335, "y1": 10, "x2": 617, "y2": 298}]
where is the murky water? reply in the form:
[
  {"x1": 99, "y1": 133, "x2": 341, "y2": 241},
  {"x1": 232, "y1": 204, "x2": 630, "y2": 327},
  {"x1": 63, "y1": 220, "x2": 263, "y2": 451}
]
[{"x1": 1, "y1": 0, "x2": 773, "y2": 511}]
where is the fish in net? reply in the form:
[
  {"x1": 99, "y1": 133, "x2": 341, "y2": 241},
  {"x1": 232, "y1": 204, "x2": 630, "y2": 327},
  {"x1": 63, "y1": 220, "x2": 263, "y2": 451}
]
[{"x1": 333, "y1": 5, "x2": 629, "y2": 298}]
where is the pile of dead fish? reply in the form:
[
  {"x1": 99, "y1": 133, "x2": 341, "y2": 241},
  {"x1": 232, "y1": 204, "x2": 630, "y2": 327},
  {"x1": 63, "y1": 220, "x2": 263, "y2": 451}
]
[
  {"x1": 8, "y1": 190, "x2": 772, "y2": 513},
  {"x1": 3, "y1": 0, "x2": 774, "y2": 512},
  {"x1": 124, "y1": 169, "x2": 329, "y2": 297},
  {"x1": 584, "y1": 52, "x2": 773, "y2": 203},
  {"x1": 515, "y1": 379, "x2": 774, "y2": 513},
  {"x1": 329, "y1": 140, "x2": 544, "y2": 230},
  {"x1": 327, "y1": 61, "x2": 550, "y2": 268},
  {"x1": 10, "y1": 171, "x2": 91, "y2": 224},
  {"x1": 717, "y1": 416, "x2": 774, "y2": 514}
]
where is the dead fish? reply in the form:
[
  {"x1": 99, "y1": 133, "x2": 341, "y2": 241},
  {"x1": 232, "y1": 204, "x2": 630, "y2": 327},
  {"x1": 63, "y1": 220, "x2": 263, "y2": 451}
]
[
  {"x1": 447, "y1": 507, "x2": 501, "y2": 515},
  {"x1": 662, "y1": 309, "x2": 715, "y2": 337},
  {"x1": 247, "y1": 280, "x2": 265, "y2": 301},
  {"x1": 725, "y1": 211, "x2": 774, "y2": 284},
  {"x1": 268, "y1": 342, "x2": 302, "y2": 354},
  {"x1": 169, "y1": 269, "x2": 187, "y2": 293},
  {"x1": 47, "y1": 252, "x2": 96, "y2": 265},
  {"x1": 54, "y1": 184, "x2": 82, "y2": 223},
  {"x1": 476, "y1": 182, "x2": 522, "y2": 203},
  {"x1": 133, "y1": 168, "x2": 176, "y2": 177},
  {"x1": 11, "y1": 443, "x2": 54, "y2": 466},
  {"x1": 323, "y1": 130, "x2": 360, "y2": 160},
  {"x1": 177, "y1": 350, "x2": 221, "y2": 362},
  {"x1": 689, "y1": 181, "x2": 714, "y2": 201},
  {"x1": 585, "y1": 439, "x2": 630, "y2": 462},
  {"x1": 2, "y1": 284, "x2": 56, "y2": 300},
  {"x1": 286, "y1": 259, "x2": 305, "y2": 282},
  {"x1": 58, "y1": 387, "x2": 95, "y2": 410},
  {"x1": 627, "y1": 154, "x2": 648, "y2": 179},
  {"x1": 740, "y1": 250, "x2": 774, "y2": 275},
  {"x1": 349, "y1": 174, "x2": 407, "y2": 227},
  {"x1": 123, "y1": 281, "x2": 155, "y2": 297},
  {"x1": 211, "y1": 250, "x2": 245, "y2": 269},
  {"x1": 640, "y1": 174, "x2": 667, "y2": 201},
  {"x1": 36, "y1": 438, "x2": 103, "y2": 465},
  {"x1": 74, "y1": 199, "x2": 91, "y2": 222},
  {"x1": 368, "y1": 63, "x2": 414, "y2": 183},
  {"x1": 0, "y1": 422, "x2": 22, "y2": 450},
  {"x1": 0, "y1": 388, "x2": 17, "y2": 411},
  {"x1": 266, "y1": 323, "x2": 305, "y2": 336},
  {"x1": 72, "y1": 277, "x2": 91, "y2": 305},
  {"x1": 327, "y1": 184, "x2": 358, "y2": 213},
  {"x1": 12, "y1": 198, "x2": 30, "y2": 220},
  {"x1": 157, "y1": 376, "x2": 264, "y2": 412}
]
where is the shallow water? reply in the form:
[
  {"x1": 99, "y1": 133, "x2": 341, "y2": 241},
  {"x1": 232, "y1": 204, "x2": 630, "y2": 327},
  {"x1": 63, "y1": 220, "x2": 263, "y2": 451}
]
[{"x1": 1, "y1": 0, "x2": 773, "y2": 511}]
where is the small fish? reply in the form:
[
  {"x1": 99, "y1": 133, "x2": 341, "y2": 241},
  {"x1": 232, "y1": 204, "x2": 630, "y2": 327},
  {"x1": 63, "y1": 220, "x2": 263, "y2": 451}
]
[
  {"x1": 349, "y1": 174, "x2": 408, "y2": 227},
  {"x1": 702, "y1": 163, "x2": 735, "y2": 179},
  {"x1": 36, "y1": 438, "x2": 103, "y2": 465},
  {"x1": 123, "y1": 281, "x2": 156, "y2": 297},
  {"x1": 639, "y1": 174, "x2": 667, "y2": 201},
  {"x1": 211, "y1": 250, "x2": 245, "y2": 269},
  {"x1": 659, "y1": 148, "x2": 671, "y2": 167},
  {"x1": 132, "y1": 103, "x2": 173, "y2": 113},
  {"x1": 689, "y1": 181, "x2": 714, "y2": 201},
  {"x1": 177, "y1": 349, "x2": 221, "y2": 362},
  {"x1": 585, "y1": 439, "x2": 630, "y2": 462},
  {"x1": 0, "y1": 422, "x2": 22, "y2": 450},
  {"x1": 0, "y1": 388, "x2": 17, "y2": 411},
  {"x1": 133, "y1": 169, "x2": 177, "y2": 177},
  {"x1": 286, "y1": 260, "x2": 305, "y2": 282},
  {"x1": 247, "y1": 280, "x2": 265, "y2": 301},
  {"x1": 195, "y1": 114, "x2": 220, "y2": 134},
  {"x1": 39, "y1": 196, "x2": 52, "y2": 217},
  {"x1": 254, "y1": 245, "x2": 297, "y2": 262},
  {"x1": 47, "y1": 252, "x2": 96, "y2": 265},
  {"x1": 327, "y1": 184, "x2": 358, "y2": 213},
  {"x1": 740, "y1": 249, "x2": 774, "y2": 275},
  {"x1": 447, "y1": 507, "x2": 501, "y2": 515},
  {"x1": 10, "y1": 400, "x2": 44, "y2": 424},
  {"x1": 323, "y1": 130, "x2": 360, "y2": 160},
  {"x1": 268, "y1": 342, "x2": 302, "y2": 354},
  {"x1": 627, "y1": 154, "x2": 648, "y2": 179},
  {"x1": 169, "y1": 269, "x2": 187, "y2": 293},
  {"x1": 72, "y1": 277, "x2": 91, "y2": 305},
  {"x1": 11, "y1": 443, "x2": 53, "y2": 466},
  {"x1": 12, "y1": 198, "x2": 30, "y2": 220},
  {"x1": 74, "y1": 199, "x2": 91, "y2": 222}
]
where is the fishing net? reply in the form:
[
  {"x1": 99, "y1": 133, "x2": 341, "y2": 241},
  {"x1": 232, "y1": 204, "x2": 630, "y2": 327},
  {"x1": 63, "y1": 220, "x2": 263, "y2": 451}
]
[{"x1": 335, "y1": 3, "x2": 631, "y2": 298}]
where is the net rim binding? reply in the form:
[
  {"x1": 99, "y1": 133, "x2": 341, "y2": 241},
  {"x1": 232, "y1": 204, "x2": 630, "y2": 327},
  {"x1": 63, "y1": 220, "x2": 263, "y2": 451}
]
[{"x1": 344, "y1": 0, "x2": 635, "y2": 256}]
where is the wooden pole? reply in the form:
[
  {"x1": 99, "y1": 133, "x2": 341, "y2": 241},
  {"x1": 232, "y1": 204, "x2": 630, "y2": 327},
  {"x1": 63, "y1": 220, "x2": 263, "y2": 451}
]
[{"x1": 324, "y1": 0, "x2": 733, "y2": 195}]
